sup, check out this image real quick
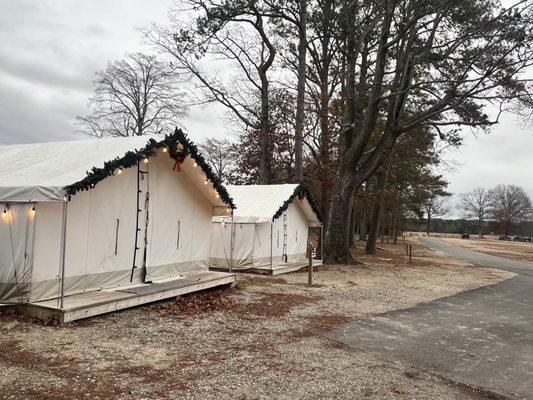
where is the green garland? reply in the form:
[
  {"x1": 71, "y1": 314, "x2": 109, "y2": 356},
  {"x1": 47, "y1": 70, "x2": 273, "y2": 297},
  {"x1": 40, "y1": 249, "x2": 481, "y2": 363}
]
[
  {"x1": 272, "y1": 184, "x2": 322, "y2": 222},
  {"x1": 66, "y1": 128, "x2": 235, "y2": 209}
]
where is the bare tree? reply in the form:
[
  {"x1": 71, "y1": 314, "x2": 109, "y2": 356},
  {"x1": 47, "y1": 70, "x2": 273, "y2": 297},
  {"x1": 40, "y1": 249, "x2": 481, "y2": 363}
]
[
  {"x1": 145, "y1": 0, "x2": 276, "y2": 183},
  {"x1": 460, "y1": 188, "x2": 491, "y2": 238},
  {"x1": 263, "y1": 0, "x2": 308, "y2": 182},
  {"x1": 488, "y1": 184, "x2": 532, "y2": 236},
  {"x1": 424, "y1": 195, "x2": 450, "y2": 236},
  {"x1": 77, "y1": 53, "x2": 186, "y2": 137},
  {"x1": 198, "y1": 137, "x2": 237, "y2": 182}
]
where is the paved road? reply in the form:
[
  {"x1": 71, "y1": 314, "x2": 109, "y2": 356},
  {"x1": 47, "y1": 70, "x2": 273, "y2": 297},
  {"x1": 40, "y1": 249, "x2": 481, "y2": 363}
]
[{"x1": 328, "y1": 238, "x2": 533, "y2": 399}]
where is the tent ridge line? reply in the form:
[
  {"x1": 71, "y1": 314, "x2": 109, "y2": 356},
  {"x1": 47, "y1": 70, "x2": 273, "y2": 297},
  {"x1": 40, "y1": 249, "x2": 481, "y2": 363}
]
[
  {"x1": 64, "y1": 128, "x2": 235, "y2": 209},
  {"x1": 271, "y1": 183, "x2": 322, "y2": 222}
]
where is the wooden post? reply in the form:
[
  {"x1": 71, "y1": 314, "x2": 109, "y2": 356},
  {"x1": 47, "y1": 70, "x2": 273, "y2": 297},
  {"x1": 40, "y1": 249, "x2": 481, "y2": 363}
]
[
  {"x1": 409, "y1": 244, "x2": 412, "y2": 263},
  {"x1": 308, "y1": 252, "x2": 313, "y2": 286}
]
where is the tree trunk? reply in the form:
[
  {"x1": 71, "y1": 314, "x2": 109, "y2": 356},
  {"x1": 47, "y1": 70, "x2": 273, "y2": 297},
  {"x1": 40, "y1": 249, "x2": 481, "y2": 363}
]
[
  {"x1": 366, "y1": 169, "x2": 388, "y2": 254},
  {"x1": 259, "y1": 76, "x2": 271, "y2": 184},
  {"x1": 324, "y1": 171, "x2": 358, "y2": 264},
  {"x1": 348, "y1": 192, "x2": 357, "y2": 248},
  {"x1": 392, "y1": 210, "x2": 398, "y2": 244},
  {"x1": 317, "y1": 9, "x2": 332, "y2": 255},
  {"x1": 294, "y1": 0, "x2": 307, "y2": 182}
]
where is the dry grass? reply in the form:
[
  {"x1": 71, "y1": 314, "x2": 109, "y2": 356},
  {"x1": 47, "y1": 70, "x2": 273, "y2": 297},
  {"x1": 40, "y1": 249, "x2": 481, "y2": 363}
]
[
  {"x1": 0, "y1": 241, "x2": 515, "y2": 400},
  {"x1": 443, "y1": 237, "x2": 533, "y2": 263}
]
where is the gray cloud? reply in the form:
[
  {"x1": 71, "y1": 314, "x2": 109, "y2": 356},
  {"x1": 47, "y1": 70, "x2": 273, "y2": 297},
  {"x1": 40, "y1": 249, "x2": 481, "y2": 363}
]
[{"x1": 0, "y1": 0, "x2": 531, "y2": 210}]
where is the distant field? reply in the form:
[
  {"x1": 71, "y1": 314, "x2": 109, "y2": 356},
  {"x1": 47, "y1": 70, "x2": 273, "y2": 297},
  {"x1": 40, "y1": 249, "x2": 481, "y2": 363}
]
[
  {"x1": 442, "y1": 237, "x2": 533, "y2": 263},
  {"x1": 404, "y1": 231, "x2": 503, "y2": 240}
]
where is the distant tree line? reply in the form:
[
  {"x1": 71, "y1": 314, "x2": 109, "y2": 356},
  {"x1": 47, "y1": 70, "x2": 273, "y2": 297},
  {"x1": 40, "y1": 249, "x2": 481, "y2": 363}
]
[{"x1": 406, "y1": 219, "x2": 533, "y2": 238}]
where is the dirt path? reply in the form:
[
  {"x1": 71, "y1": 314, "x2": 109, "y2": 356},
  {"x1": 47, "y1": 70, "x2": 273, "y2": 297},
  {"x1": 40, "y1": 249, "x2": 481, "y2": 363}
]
[{"x1": 0, "y1": 242, "x2": 514, "y2": 399}]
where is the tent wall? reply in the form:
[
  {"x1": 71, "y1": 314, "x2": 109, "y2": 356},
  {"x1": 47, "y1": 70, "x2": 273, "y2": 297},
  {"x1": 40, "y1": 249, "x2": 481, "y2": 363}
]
[
  {"x1": 145, "y1": 153, "x2": 212, "y2": 281},
  {"x1": 252, "y1": 223, "x2": 272, "y2": 267},
  {"x1": 208, "y1": 199, "x2": 312, "y2": 271},
  {"x1": 209, "y1": 222, "x2": 255, "y2": 270},
  {"x1": 285, "y1": 201, "x2": 309, "y2": 262},
  {"x1": 270, "y1": 215, "x2": 285, "y2": 266},
  {"x1": 27, "y1": 167, "x2": 140, "y2": 303},
  {"x1": 0, "y1": 204, "x2": 35, "y2": 303}
]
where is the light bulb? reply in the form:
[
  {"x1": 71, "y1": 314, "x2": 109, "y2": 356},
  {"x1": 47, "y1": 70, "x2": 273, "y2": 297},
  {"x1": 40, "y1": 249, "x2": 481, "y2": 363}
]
[
  {"x1": 116, "y1": 168, "x2": 122, "y2": 175},
  {"x1": 193, "y1": 161, "x2": 197, "y2": 167},
  {"x1": 162, "y1": 147, "x2": 168, "y2": 153},
  {"x1": 29, "y1": 205, "x2": 36, "y2": 217},
  {"x1": 143, "y1": 158, "x2": 148, "y2": 164},
  {"x1": 204, "y1": 179, "x2": 209, "y2": 185}
]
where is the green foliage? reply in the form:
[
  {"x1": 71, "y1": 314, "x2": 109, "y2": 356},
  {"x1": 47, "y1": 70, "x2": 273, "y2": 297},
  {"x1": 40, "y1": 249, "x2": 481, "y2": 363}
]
[{"x1": 272, "y1": 183, "x2": 322, "y2": 221}]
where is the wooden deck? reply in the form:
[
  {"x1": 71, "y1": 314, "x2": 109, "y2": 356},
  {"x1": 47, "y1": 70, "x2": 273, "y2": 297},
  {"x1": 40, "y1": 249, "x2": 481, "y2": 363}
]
[
  {"x1": 211, "y1": 259, "x2": 323, "y2": 276},
  {"x1": 21, "y1": 271, "x2": 236, "y2": 323}
]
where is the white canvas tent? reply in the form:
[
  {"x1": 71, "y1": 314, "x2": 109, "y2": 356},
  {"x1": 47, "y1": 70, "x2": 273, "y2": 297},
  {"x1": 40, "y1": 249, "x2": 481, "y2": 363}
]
[
  {"x1": 210, "y1": 184, "x2": 322, "y2": 274},
  {"x1": 0, "y1": 130, "x2": 235, "y2": 308}
]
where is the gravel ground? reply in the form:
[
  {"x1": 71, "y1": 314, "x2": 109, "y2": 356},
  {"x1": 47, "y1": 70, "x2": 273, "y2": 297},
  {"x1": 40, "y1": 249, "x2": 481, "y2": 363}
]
[
  {"x1": 0, "y1": 242, "x2": 515, "y2": 400},
  {"x1": 442, "y1": 237, "x2": 533, "y2": 263}
]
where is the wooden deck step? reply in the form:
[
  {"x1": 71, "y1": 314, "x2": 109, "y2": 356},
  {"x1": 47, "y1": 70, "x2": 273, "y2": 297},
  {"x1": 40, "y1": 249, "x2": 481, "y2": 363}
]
[
  {"x1": 22, "y1": 271, "x2": 235, "y2": 323},
  {"x1": 210, "y1": 259, "x2": 323, "y2": 276}
]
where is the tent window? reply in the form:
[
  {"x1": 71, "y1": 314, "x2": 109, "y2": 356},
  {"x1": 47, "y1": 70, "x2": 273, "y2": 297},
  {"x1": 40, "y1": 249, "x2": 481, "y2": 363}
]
[
  {"x1": 176, "y1": 220, "x2": 181, "y2": 251},
  {"x1": 114, "y1": 219, "x2": 120, "y2": 255}
]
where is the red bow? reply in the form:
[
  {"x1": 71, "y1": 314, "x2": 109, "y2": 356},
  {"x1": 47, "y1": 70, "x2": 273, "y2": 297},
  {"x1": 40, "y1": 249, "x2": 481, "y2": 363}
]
[{"x1": 172, "y1": 155, "x2": 186, "y2": 172}]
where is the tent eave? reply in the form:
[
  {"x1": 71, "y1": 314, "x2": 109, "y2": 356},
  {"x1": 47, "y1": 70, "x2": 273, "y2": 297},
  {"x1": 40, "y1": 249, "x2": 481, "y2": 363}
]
[{"x1": 0, "y1": 185, "x2": 65, "y2": 203}]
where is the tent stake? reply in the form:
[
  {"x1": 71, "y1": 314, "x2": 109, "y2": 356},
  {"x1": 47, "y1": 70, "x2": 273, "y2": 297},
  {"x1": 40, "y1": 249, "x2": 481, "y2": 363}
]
[{"x1": 59, "y1": 199, "x2": 68, "y2": 310}]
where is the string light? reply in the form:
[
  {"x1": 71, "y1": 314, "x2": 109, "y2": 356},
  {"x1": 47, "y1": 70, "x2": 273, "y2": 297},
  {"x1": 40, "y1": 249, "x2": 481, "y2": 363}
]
[
  {"x1": 29, "y1": 204, "x2": 36, "y2": 217},
  {"x1": 193, "y1": 161, "x2": 198, "y2": 167},
  {"x1": 143, "y1": 157, "x2": 149, "y2": 164},
  {"x1": 2, "y1": 205, "x2": 7, "y2": 219},
  {"x1": 116, "y1": 168, "x2": 122, "y2": 175},
  {"x1": 226, "y1": 207, "x2": 231, "y2": 214},
  {"x1": 204, "y1": 179, "x2": 209, "y2": 185},
  {"x1": 162, "y1": 147, "x2": 168, "y2": 153}
]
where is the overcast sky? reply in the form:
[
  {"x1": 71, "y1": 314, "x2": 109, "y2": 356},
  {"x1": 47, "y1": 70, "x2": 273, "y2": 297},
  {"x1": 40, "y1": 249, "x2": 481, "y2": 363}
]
[{"x1": 0, "y1": 0, "x2": 531, "y2": 214}]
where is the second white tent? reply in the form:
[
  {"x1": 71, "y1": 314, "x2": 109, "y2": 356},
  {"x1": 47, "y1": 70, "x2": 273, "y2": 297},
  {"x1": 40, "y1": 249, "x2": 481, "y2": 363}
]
[{"x1": 210, "y1": 184, "x2": 322, "y2": 274}]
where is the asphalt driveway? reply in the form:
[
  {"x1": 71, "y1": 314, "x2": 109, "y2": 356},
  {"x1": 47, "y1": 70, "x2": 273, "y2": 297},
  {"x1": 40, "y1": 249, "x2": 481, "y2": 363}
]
[{"x1": 328, "y1": 237, "x2": 533, "y2": 399}]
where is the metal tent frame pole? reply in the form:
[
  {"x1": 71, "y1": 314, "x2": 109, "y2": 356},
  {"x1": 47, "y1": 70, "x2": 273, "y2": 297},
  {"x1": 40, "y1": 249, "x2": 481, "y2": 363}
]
[
  {"x1": 270, "y1": 221, "x2": 273, "y2": 269},
  {"x1": 59, "y1": 198, "x2": 68, "y2": 310},
  {"x1": 229, "y1": 212, "x2": 235, "y2": 273}
]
